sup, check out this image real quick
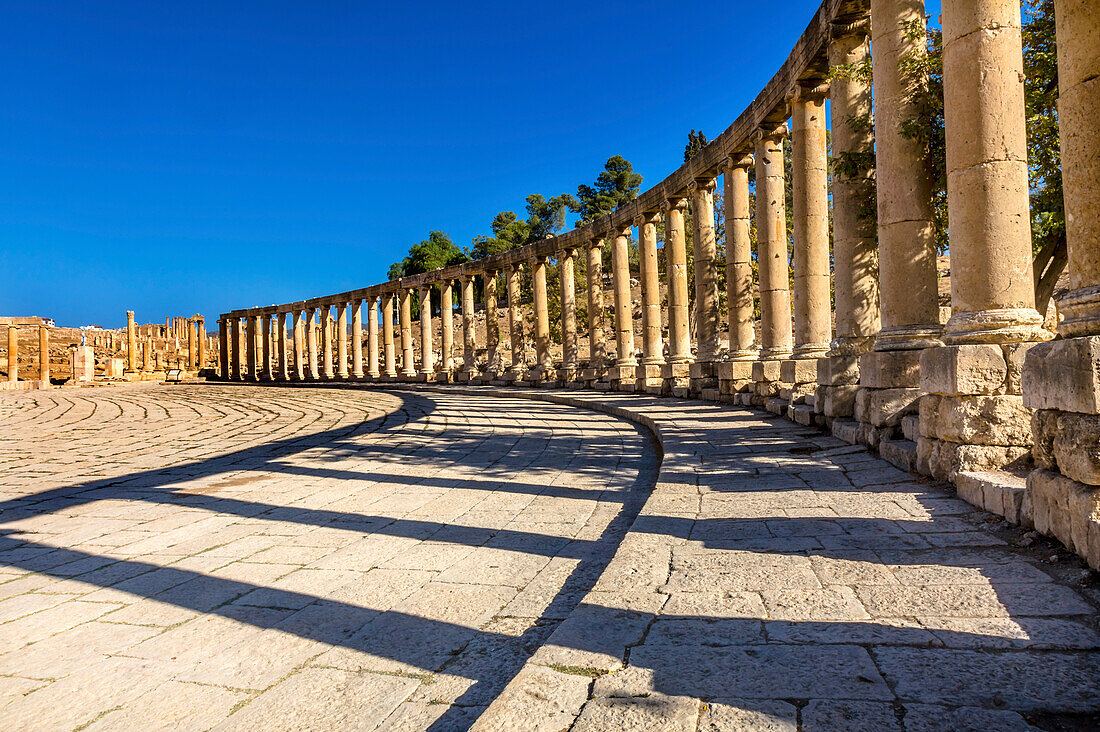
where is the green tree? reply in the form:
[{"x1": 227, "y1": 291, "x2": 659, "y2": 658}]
[
  {"x1": 525, "y1": 193, "x2": 575, "y2": 241},
  {"x1": 570, "y1": 156, "x2": 643, "y2": 225},
  {"x1": 393, "y1": 230, "x2": 468, "y2": 277},
  {"x1": 684, "y1": 129, "x2": 708, "y2": 162}
]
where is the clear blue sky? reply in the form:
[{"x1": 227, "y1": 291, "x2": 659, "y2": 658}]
[{"x1": 1, "y1": 0, "x2": 898, "y2": 328}]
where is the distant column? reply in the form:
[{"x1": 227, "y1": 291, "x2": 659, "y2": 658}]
[
  {"x1": 690, "y1": 177, "x2": 720, "y2": 362},
  {"x1": 336, "y1": 302, "x2": 350, "y2": 379},
  {"x1": 320, "y1": 306, "x2": 334, "y2": 379},
  {"x1": 38, "y1": 325, "x2": 48, "y2": 383},
  {"x1": 246, "y1": 314, "x2": 259, "y2": 381},
  {"x1": 483, "y1": 270, "x2": 502, "y2": 374},
  {"x1": 218, "y1": 318, "x2": 229, "y2": 378},
  {"x1": 560, "y1": 249, "x2": 579, "y2": 375},
  {"x1": 724, "y1": 154, "x2": 756, "y2": 358},
  {"x1": 461, "y1": 276, "x2": 476, "y2": 372},
  {"x1": 419, "y1": 286, "x2": 435, "y2": 376},
  {"x1": 611, "y1": 227, "x2": 636, "y2": 367},
  {"x1": 383, "y1": 293, "x2": 398, "y2": 377},
  {"x1": 791, "y1": 83, "x2": 833, "y2": 359},
  {"x1": 261, "y1": 316, "x2": 271, "y2": 378},
  {"x1": 197, "y1": 317, "x2": 207, "y2": 369},
  {"x1": 306, "y1": 309, "x2": 319, "y2": 379},
  {"x1": 586, "y1": 238, "x2": 606, "y2": 367},
  {"x1": 532, "y1": 256, "x2": 552, "y2": 373},
  {"x1": 636, "y1": 212, "x2": 664, "y2": 365},
  {"x1": 755, "y1": 127, "x2": 794, "y2": 360},
  {"x1": 663, "y1": 198, "x2": 691, "y2": 363},
  {"x1": 290, "y1": 311, "x2": 303, "y2": 380},
  {"x1": 400, "y1": 289, "x2": 416, "y2": 376},
  {"x1": 229, "y1": 318, "x2": 241, "y2": 380},
  {"x1": 507, "y1": 263, "x2": 525, "y2": 373},
  {"x1": 276, "y1": 313, "x2": 288, "y2": 380},
  {"x1": 441, "y1": 280, "x2": 454, "y2": 372},
  {"x1": 367, "y1": 297, "x2": 380, "y2": 378},
  {"x1": 126, "y1": 311, "x2": 137, "y2": 373},
  {"x1": 143, "y1": 336, "x2": 153, "y2": 372},
  {"x1": 351, "y1": 299, "x2": 364, "y2": 379},
  {"x1": 6, "y1": 326, "x2": 16, "y2": 383}
]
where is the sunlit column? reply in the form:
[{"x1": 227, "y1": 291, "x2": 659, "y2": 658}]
[
  {"x1": 690, "y1": 177, "x2": 720, "y2": 362},
  {"x1": 419, "y1": 285, "x2": 435, "y2": 376},
  {"x1": 336, "y1": 302, "x2": 350, "y2": 379},
  {"x1": 367, "y1": 296, "x2": 380, "y2": 378},
  {"x1": 611, "y1": 227, "x2": 636, "y2": 367},
  {"x1": 724, "y1": 154, "x2": 756, "y2": 358},
  {"x1": 586, "y1": 238, "x2": 605, "y2": 366},
  {"x1": 636, "y1": 212, "x2": 664, "y2": 365},
  {"x1": 560, "y1": 249, "x2": 578, "y2": 374},
  {"x1": 440, "y1": 280, "x2": 454, "y2": 372},
  {"x1": 461, "y1": 276, "x2": 476, "y2": 372},
  {"x1": 400, "y1": 289, "x2": 416, "y2": 376},
  {"x1": 663, "y1": 198, "x2": 691, "y2": 363},
  {"x1": 351, "y1": 299, "x2": 364, "y2": 379},
  {"x1": 755, "y1": 127, "x2": 794, "y2": 360},
  {"x1": 383, "y1": 293, "x2": 398, "y2": 377},
  {"x1": 507, "y1": 263, "x2": 525, "y2": 372}
]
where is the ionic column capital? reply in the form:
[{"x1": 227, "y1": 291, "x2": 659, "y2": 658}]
[
  {"x1": 790, "y1": 81, "x2": 831, "y2": 104},
  {"x1": 633, "y1": 211, "x2": 661, "y2": 228},
  {"x1": 661, "y1": 197, "x2": 688, "y2": 214},
  {"x1": 689, "y1": 176, "x2": 717, "y2": 193},
  {"x1": 831, "y1": 16, "x2": 870, "y2": 41},
  {"x1": 532, "y1": 254, "x2": 549, "y2": 265},
  {"x1": 586, "y1": 237, "x2": 605, "y2": 251},
  {"x1": 559, "y1": 246, "x2": 578, "y2": 259},
  {"x1": 724, "y1": 153, "x2": 755, "y2": 172},
  {"x1": 611, "y1": 225, "x2": 632, "y2": 238},
  {"x1": 755, "y1": 124, "x2": 789, "y2": 143},
  {"x1": 508, "y1": 262, "x2": 524, "y2": 273}
]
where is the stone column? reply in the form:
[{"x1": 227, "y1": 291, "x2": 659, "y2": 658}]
[
  {"x1": 869, "y1": 0, "x2": 941, "y2": 352},
  {"x1": 6, "y1": 326, "x2": 16, "y2": 383},
  {"x1": 399, "y1": 289, "x2": 416, "y2": 376},
  {"x1": 38, "y1": 325, "x2": 48, "y2": 383},
  {"x1": 724, "y1": 154, "x2": 756, "y2": 359},
  {"x1": 419, "y1": 286, "x2": 435, "y2": 376},
  {"x1": 507, "y1": 263, "x2": 525, "y2": 377},
  {"x1": 637, "y1": 212, "x2": 664, "y2": 366},
  {"x1": 259, "y1": 315, "x2": 270, "y2": 380},
  {"x1": 218, "y1": 319, "x2": 229, "y2": 378},
  {"x1": 661, "y1": 198, "x2": 692, "y2": 395},
  {"x1": 126, "y1": 310, "x2": 137, "y2": 373},
  {"x1": 317, "y1": 307, "x2": 331, "y2": 379},
  {"x1": 351, "y1": 299, "x2": 364, "y2": 379},
  {"x1": 1019, "y1": 0, "x2": 1100, "y2": 570},
  {"x1": 690, "y1": 177, "x2": 720, "y2": 363},
  {"x1": 246, "y1": 314, "x2": 258, "y2": 382},
  {"x1": 276, "y1": 313, "x2": 288, "y2": 380},
  {"x1": 461, "y1": 276, "x2": 476, "y2": 374},
  {"x1": 791, "y1": 84, "x2": 833, "y2": 359},
  {"x1": 440, "y1": 280, "x2": 454, "y2": 374},
  {"x1": 305, "y1": 309, "x2": 319, "y2": 380},
  {"x1": 382, "y1": 293, "x2": 397, "y2": 377},
  {"x1": 290, "y1": 311, "x2": 302, "y2": 380},
  {"x1": 227, "y1": 317, "x2": 238, "y2": 378},
  {"x1": 336, "y1": 302, "x2": 350, "y2": 379},
  {"x1": 143, "y1": 336, "x2": 153, "y2": 372},
  {"x1": 530, "y1": 256, "x2": 552, "y2": 380},
  {"x1": 560, "y1": 248, "x2": 579, "y2": 381},
  {"x1": 366, "y1": 297, "x2": 380, "y2": 378},
  {"x1": 197, "y1": 318, "x2": 206, "y2": 369},
  {"x1": 585, "y1": 238, "x2": 606, "y2": 378},
  {"x1": 609, "y1": 226, "x2": 636, "y2": 391},
  {"x1": 187, "y1": 319, "x2": 197, "y2": 369},
  {"x1": 483, "y1": 270, "x2": 502, "y2": 375},
  {"x1": 751, "y1": 127, "x2": 794, "y2": 408}
]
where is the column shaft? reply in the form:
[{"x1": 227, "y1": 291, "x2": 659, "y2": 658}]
[
  {"x1": 560, "y1": 250, "x2": 578, "y2": 370},
  {"x1": 419, "y1": 286, "x2": 435, "y2": 375},
  {"x1": 188, "y1": 320, "x2": 198, "y2": 369},
  {"x1": 318, "y1": 308, "x2": 332, "y2": 379},
  {"x1": 755, "y1": 129, "x2": 794, "y2": 359},
  {"x1": 39, "y1": 325, "x2": 48, "y2": 382},
  {"x1": 1054, "y1": 0, "x2": 1100, "y2": 335},
  {"x1": 586, "y1": 241, "x2": 605, "y2": 366},
  {"x1": 6, "y1": 327, "x2": 16, "y2": 382},
  {"x1": 532, "y1": 258, "x2": 551, "y2": 371},
  {"x1": 724, "y1": 156, "x2": 756, "y2": 357},
  {"x1": 260, "y1": 315, "x2": 271, "y2": 379},
  {"x1": 306, "y1": 310, "x2": 319, "y2": 379},
  {"x1": 611, "y1": 228, "x2": 636, "y2": 366},
  {"x1": 218, "y1": 319, "x2": 229, "y2": 378},
  {"x1": 246, "y1": 315, "x2": 258, "y2": 381},
  {"x1": 637, "y1": 213, "x2": 664, "y2": 364},
  {"x1": 691, "y1": 179, "x2": 720, "y2": 361},
  {"x1": 400, "y1": 290, "x2": 416, "y2": 376},
  {"x1": 367, "y1": 298, "x2": 380, "y2": 377},
  {"x1": 871, "y1": 0, "x2": 942, "y2": 350},
  {"x1": 829, "y1": 25, "x2": 881, "y2": 354},
  {"x1": 230, "y1": 319, "x2": 241, "y2": 380},
  {"x1": 941, "y1": 0, "x2": 1043, "y2": 344},
  {"x1": 126, "y1": 311, "x2": 137, "y2": 372},
  {"x1": 276, "y1": 313, "x2": 288, "y2": 380},
  {"x1": 507, "y1": 265, "x2": 524, "y2": 371},
  {"x1": 664, "y1": 200, "x2": 691, "y2": 362},
  {"x1": 383, "y1": 294, "x2": 397, "y2": 377},
  {"x1": 461, "y1": 277, "x2": 476, "y2": 372},
  {"x1": 352, "y1": 300, "x2": 364, "y2": 378},
  {"x1": 791, "y1": 86, "x2": 833, "y2": 357},
  {"x1": 441, "y1": 281, "x2": 454, "y2": 372},
  {"x1": 291, "y1": 311, "x2": 303, "y2": 380},
  {"x1": 337, "y1": 303, "x2": 350, "y2": 378},
  {"x1": 484, "y1": 271, "x2": 501, "y2": 373}
]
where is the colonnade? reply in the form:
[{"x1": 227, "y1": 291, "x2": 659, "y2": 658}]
[{"x1": 219, "y1": 0, "x2": 1100, "y2": 567}]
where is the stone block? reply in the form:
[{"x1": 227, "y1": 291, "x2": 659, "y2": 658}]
[
  {"x1": 831, "y1": 419, "x2": 860, "y2": 445},
  {"x1": 790, "y1": 404, "x2": 815, "y2": 426},
  {"x1": 1028, "y1": 468, "x2": 1100, "y2": 569},
  {"x1": 1052, "y1": 412, "x2": 1100, "y2": 486},
  {"x1": 105, "y1": 358, "x2": 125, "y2": 378},
  {"x1": 689, "y1": 361, "x2": 718, "y2": 379},
  {"x1": 955, "y1": 471, "x2": 1031, "y2": 526},
  {"x1": 1002, "y1": 342, "x2": 1036, "y2": 395},
  {"x1": 765, "y1": 397, "x2": 788, "y2": 415},
  {"x1": 863, "y1": 387, "x2": 921, "y2": 427},
  {"x1": 921, "y1": 394, "x2": 1033, "y2": 446},
  {"x1": 780, "y1": 358, "x2": 818, "y2": 384},
  {"x1": 661, "y1": 362, "x2": 691, "y2": 380},
  {"x1": 916, "y1": 437, "x2": 935, "y2": 476},
  {"x1": 859, "y1": 350, "x2": 921, "y2": 389},
  {"x1": 778, "y1": 387, "x2": 793, "y2": 401},
  {"x1": 700, "y1": 387, "x2": 721, "y2": 402},
  {"x1": 1022, "y1": 336, "x2": 1100, "y2": 414},
  {"x1": 925, "y1": 439, "x2": 1032, "y2": 481},
  {"x1": 823, "y1": 385, "x2": 859, "y2": 418},
  {"x1": 754, "y1": 381, "x2": 780, "y2": 398},
  {"x1": 919, "y1": 344, "x2": 1006, "y2": 396},
  {"x1": 71, "y1": 346, "x2": 95, "y2": 381},
  {"x1": 1030, "y1": 409, "x2": 1058, "y2": 470},
  {"x1": 752, "y1": 360, "x2": 783, "y2": 382},
  {"x1": 817, "y1": 355, "x2": 861, "y2": 386},
  {"x1": 717, "y1": 361, "x2": 754, "y2": 381},
  {"x1": 879, "y1": 439, "x2": 918, "y2": 473},
  {"x1": 901, "y1": 414, "x2": 921, "y2": 442}
]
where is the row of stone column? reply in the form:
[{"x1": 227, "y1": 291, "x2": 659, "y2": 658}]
[
  {"x1": 125, "y1": 312, "x2": 208, "y2": 374},
  {"x1": 4, "y1": 326, "x2": 49, "y2": 384}
]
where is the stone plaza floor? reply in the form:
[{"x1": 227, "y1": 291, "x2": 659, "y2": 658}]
[{"x1": 0, "y1": 384, "x2": 1097, "y2": 730}]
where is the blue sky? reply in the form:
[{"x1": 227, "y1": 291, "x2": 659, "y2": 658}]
[{"x1": 1, "y1": 0, "x2": 934, "y2": 328}]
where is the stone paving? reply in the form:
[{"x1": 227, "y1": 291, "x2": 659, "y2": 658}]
[{"x1": 1, "y1": 384, "x2": 1098, "y2": 731}]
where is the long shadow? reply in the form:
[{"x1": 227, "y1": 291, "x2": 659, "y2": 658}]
[{"x1": 0, "y1": 386, "x2": 658, "y2": 729}]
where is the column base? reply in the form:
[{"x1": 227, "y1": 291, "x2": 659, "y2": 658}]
[
  {"x1": 603, "y1": 364, "x2": 637, "y2": 391},
  {"x1": 873, "y1": 323, "x2": 943, "y2": 352},
  {"x1": 635, "y1": 363, "x2": 664, "y2": 395},
  {"x1": 661, "y1": 362, "x2": 691, "y2": 398},
  {"x1": 943, "y1": 307, "x2": 1049, "y2": 345},
  {"x1": 1058, "y1": 284, "x2": 1100, "y2": 338},
  {"x1": 689, "y1": 361, "x2": 719, "y2": 399},
  {"x1": 717, "y1": 360, "x2": 753, "y2": 400}
]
